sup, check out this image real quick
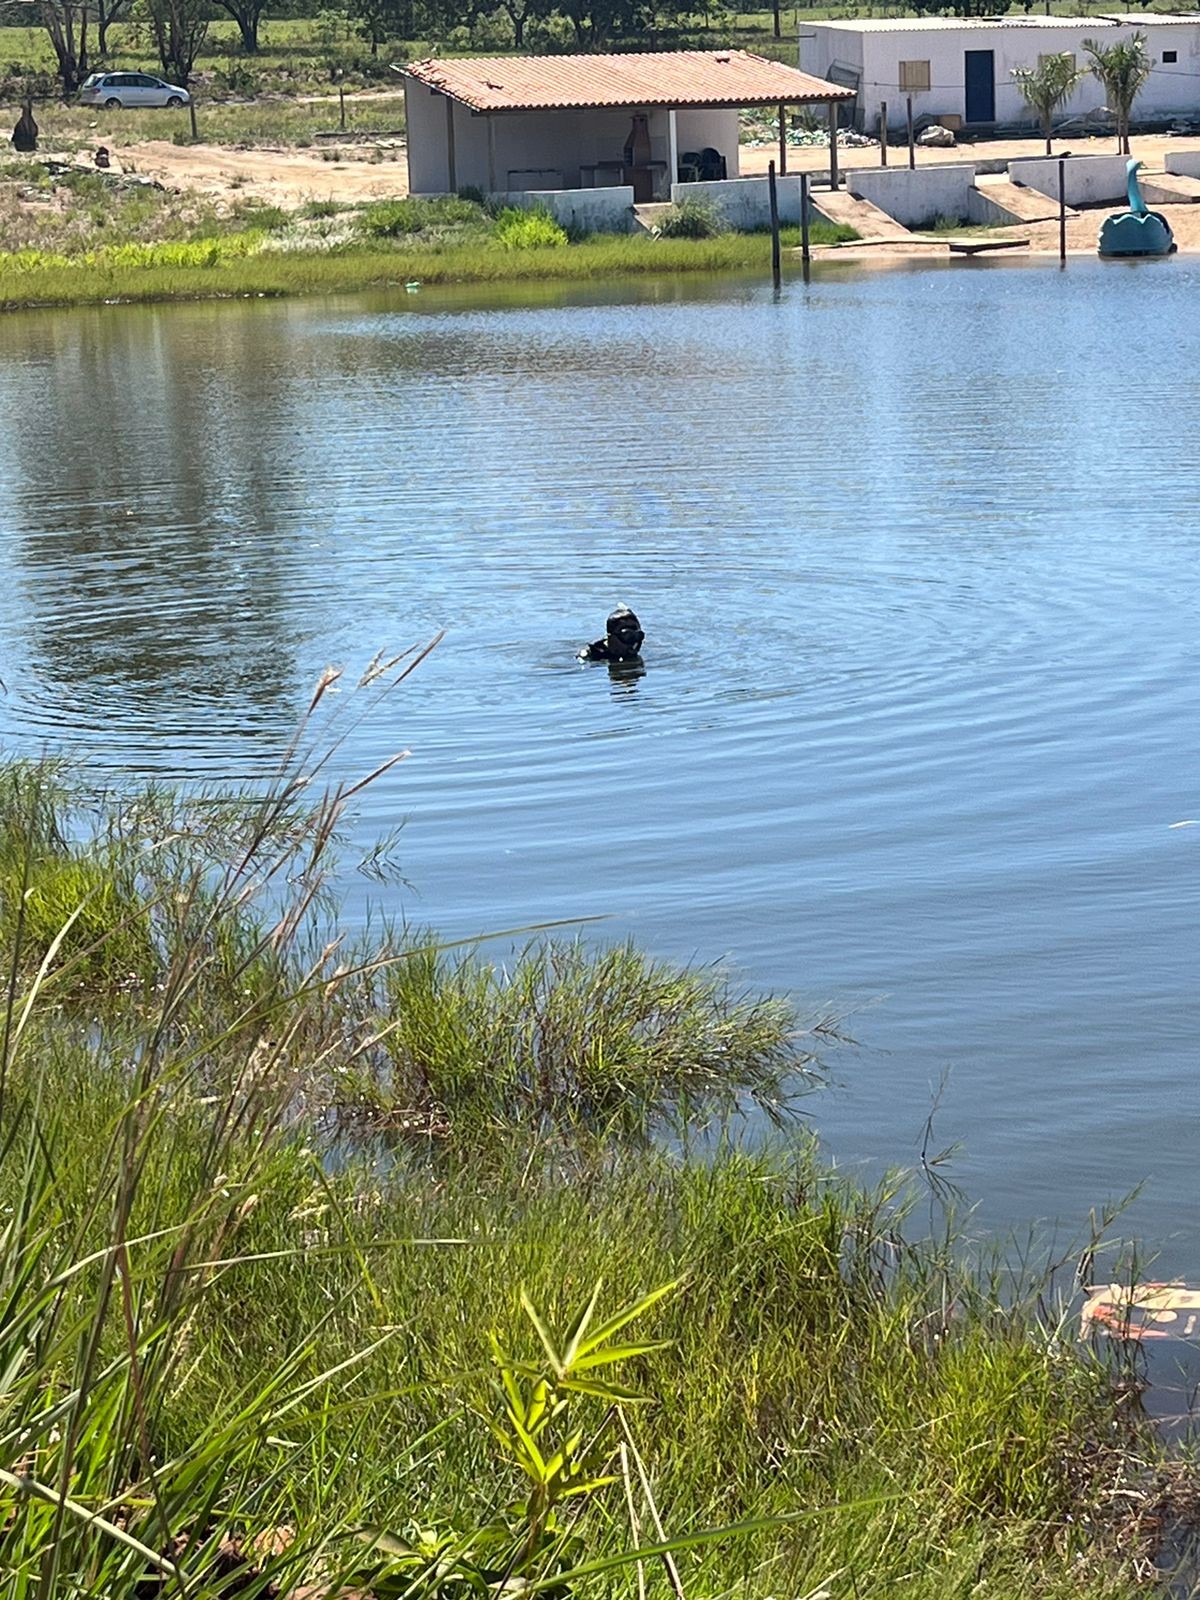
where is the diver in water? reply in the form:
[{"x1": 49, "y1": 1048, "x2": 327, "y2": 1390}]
[{"x1": 578, "y1": 605, "x2": 644, "y2": 663}]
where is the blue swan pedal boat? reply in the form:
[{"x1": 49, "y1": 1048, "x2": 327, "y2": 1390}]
[{"x1": 1098, "y1": 158, "x2": 1177, "y2": 258}]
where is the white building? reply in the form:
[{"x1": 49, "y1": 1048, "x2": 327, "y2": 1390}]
[{"x1": 800, "y1": 14, "x2": 1200, "y2": 134}]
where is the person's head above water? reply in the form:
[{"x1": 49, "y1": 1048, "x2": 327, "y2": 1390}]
[{"x1": 579, "y1": 604, "x2": 644, "y2": 662}]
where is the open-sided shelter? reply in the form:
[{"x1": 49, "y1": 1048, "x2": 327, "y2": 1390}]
[{"x1": 402, "y1": 49, "x2": 854, "y2": 203}]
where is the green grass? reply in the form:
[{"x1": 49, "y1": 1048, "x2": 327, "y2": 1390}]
[
  {"x1": 23, "y1": 95, "x2": 405, "y2": 150},
  {"x1": 0, "y1": 689, "x2": 1187, "y2": 1600},
  {"x1": 922, "y1": 214, "x2": 1009, "y2": 236},
  {"x1": 0, "y1": 223, "x2": 856, "y2": 310}
]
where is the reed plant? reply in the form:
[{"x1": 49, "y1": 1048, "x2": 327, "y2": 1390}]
[{"x1": 0, "y1": 664, "x2": 1184, "y2": 1598}]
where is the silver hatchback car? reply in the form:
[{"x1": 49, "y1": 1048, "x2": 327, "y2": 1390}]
[{"x1": 78, "y1": 72, "x2": 191, "y2": 109}]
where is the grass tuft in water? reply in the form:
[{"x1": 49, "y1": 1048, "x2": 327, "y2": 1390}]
[{"x1": 334, "y1": 935, "x2": 824, "y2": 1141}]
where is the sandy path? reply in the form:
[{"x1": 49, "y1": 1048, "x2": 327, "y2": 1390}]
[
  {"x1": 118, "y1": 138, "x2": 411, "y2": 205},
  {"x1": 1013, "y1": 200, "x2": 1200, "y2": 252}
]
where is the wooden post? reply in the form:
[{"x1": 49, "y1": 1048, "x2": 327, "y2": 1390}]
[
  {"x1": 1058, "y1": 154, "x2": 1067, "y2": 265},
  {"x1": 444, "y1": 92, "x2": 457, "y2": 194},
  {"x1": 188, "y1": 94, "x2": 197, "y2": 141},
  {"x1": 906, "y1": 94, "x2": 915, "y2": 169},
  {"x1": 827, "y1": 99, "x2": 839, "y2": 191},
  {"x1": 768, "y1": 159, "x2": 782, "y2": 291},
  {"x1": 778, "y1": 103, "x2": 787, "y2": 175},
  {"x1": 880, "y1": 100, "x2": 888, "y2": 166},
  {"x1": 339, "y1": 79, "x2": 346, "y2": 131},
  {"x1": 800, "y1": 170, "x2": 811, "y2": 265}
]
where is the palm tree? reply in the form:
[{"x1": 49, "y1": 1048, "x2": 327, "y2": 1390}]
[
  {"x1": 1084, "y1": 34, "x2": 1151, "y2": 156},
  {"x1": 1011, "y1": 53, "x2": 1084, "y2": 155}
]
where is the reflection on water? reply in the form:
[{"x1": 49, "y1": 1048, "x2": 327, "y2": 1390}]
[{"x1": 0, "y1": 261, "x2": 1198, "y2": 1267}]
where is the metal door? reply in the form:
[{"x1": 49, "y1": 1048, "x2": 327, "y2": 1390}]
[{"x1": 964, "y1": 50, "x2": 995, "y2": 122}]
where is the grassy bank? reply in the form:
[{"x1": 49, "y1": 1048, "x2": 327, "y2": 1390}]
[
  {"x1": 0, "y1": 223, "x2": 850, "y2": 310},
  {"x1": 0, "y1": 690, "x2": 1186, "y2": 1599}
]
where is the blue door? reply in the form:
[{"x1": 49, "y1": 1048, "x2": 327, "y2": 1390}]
[{"x1": 964, "y1": 50, "x2": 995, "y2": 122}]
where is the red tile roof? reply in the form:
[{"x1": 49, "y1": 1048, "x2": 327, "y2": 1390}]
[{"x1": 402, "y1": 50, "x2": 855, "y2": 113}]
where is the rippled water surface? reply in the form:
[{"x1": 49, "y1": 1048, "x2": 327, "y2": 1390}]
[{"x1": 1, "y1": 259, "x2": 1197, "y2": 1261}]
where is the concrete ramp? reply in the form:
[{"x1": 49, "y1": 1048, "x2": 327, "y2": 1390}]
[
  {"x1": 812, "y1": 187, "x2": 911, "y2": 240},
  {"x1": 1140, "y1": 172, "x2": 1200, "y2": 205},
  {"x1": 970, "y1": 175, "x2": 1073, "y2": 225}
]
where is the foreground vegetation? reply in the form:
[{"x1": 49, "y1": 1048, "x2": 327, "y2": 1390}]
[
  {"x1": 0, "y1": 183, "x2": 855, "y2": 309},
  {"x1": 0, "y1": 670, "x2": 1189, "y2": 1598}
]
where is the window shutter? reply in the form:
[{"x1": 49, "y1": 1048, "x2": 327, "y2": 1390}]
[{"x1": 898, "y1": 60, "x2": 931, "y2": 92}]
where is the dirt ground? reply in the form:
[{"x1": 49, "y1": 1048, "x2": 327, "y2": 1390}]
[{"x1": 116, "y1": 138, "x2": 412, "y2": 205}]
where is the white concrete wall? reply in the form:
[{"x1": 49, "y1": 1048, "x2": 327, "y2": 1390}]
[
  {"x1": 669, "y1": 173, "x2": 803, "y2": 227},
  {"x1": 673, "y1": 108, "x2": 740, "y2": 178},
  {"x1": 799, "y1": 25, "x2": 865, "y2": 106},
  {"x1": 490, "y1": 186, "x2": 635, "y2": 233},
  {"x1": 847, "y1": 163, "x2": 976, "y2": 227},
  {"x1": 405, "y1": 80, "x2": 453, "y2": 194},
  {"x1": 803, "y1": 18, "x2": 1200, "y2": 132},
  {"x1": 1165, "y1": 149, "x2": 1200, "y2": 177},
  {"x1": 1010, "y1": 153, "x2": 1129, "y2": 204}
]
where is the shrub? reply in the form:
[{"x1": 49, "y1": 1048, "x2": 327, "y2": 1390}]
[
  {"x1": 358, "y1": 195, "x2": 483, "y2": 237},
  {"x1": 493, "y1": 205, "x2": 569, "y2": 250},
  {"x1": 657, "y1": 195, "x2": 727, "y2": 239},
  {"x1": 238, "y1": 201, "x2": 290, "y2": 231},
  {"x1": 212, "y1": 62, "x2": 261, "y2": 96}
]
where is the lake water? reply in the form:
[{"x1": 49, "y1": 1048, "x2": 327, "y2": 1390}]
[{"x1": 0, "y1": 258, "x2": 1197, "y2": 1270}]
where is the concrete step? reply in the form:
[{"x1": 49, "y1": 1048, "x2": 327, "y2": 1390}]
[
  {"x1": 947, "y1": 235, "x2": 1031, "y2": 254},
  {"x1": 1140, "y1": 172, "x2": 1200, "y2": 204},
  {"x1": 814, "y1": 186, "x2": 911, "y2": 239},
  {"x1": 972, "y1": 175, "x2": 1072, "y2": 224}
]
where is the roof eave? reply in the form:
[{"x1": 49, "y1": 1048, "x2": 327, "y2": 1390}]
[{"x1": 401, "y1": 75, "x2": 855, "y2": 114}]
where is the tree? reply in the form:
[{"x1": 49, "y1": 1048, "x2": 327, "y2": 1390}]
[
  {"x1": 94, "y1": 0, "x2": 135, "y2": 56},
  {"x1": 145, "y1": 0, "x2": 209, "y2": 83},
  {"x1": 347, "y1": 0, "x2": 426, "y2": 54},
  {"x1": 1084, "y1": 33, "x2": 1150, "y2": 155},
  {"x1": 37, "y1": 0, "x2": 90, "y2": 94},
  {"x1": 212, "y1": 0, "x2": 266, "y2": 51},
  {"x1": 1011, "y1": 52, "x2": 1083, "y2": 155},
  {"x1": 497, "y1": 0, "x2": 546, "y2": 48},
  {"x1": 348, "y1": 0, "x2": 391, "y2": 53}
]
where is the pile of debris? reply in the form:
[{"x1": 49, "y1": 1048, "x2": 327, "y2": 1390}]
[
  {"x1": 32, "y1": 155, "x2": 165, "y2": 192},
  {"x1": 746, "y1": 126, "x2": 877, "y2": 150}
]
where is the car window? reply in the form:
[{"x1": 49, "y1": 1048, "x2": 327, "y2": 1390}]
[
  {"x1": 135, "y1": 75, "x2": 161, "y2": 87},
  {"x1": 81, "y1": 73, "x2": 103, "y2": 87}
]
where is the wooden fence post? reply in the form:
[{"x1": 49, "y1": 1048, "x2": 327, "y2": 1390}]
[{"x1": 768, "y1": 159, "x2": 782, "y2": 291}]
